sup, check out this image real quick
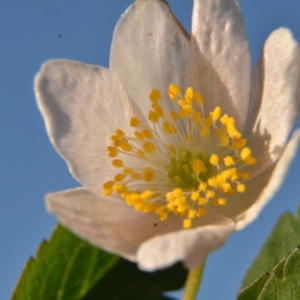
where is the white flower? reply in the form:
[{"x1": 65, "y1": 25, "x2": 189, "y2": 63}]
[{"x1": 35, "y1": 0, "x2": 300, "y2": 271}]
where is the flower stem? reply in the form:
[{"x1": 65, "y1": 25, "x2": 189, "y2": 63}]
[{"x1": 182, "y1": 259, "x2": 206, "y2": 300}]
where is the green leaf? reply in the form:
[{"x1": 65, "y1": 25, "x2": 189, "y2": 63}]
[
  {"x1": 12, "y1": 225, "x2": 119, "y2": 300},
  {"x1": 13, "y1": 225, "x2": 188, "y2": 300},
  {"x1": 242, "y1": 207, "x2": 300, "y2": 288},
  {"x1": 82, "y1": 260, "x2": 188, "y2": 300},
  {"x1": 237, "y1": 247, "x2": 300, "y2": 300}
]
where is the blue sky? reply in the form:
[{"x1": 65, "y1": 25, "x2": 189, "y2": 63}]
[{"x1": 1, "y1": 1, "x2": 300, "y2": 299}]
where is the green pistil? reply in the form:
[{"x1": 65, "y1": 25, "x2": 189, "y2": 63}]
[{"x1": 168, "y1": 148, "x2": 213, "y2": 189}]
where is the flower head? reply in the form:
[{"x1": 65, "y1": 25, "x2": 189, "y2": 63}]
[{"x1": 35, "y1": 0, "x2": 300, "y2": 271}]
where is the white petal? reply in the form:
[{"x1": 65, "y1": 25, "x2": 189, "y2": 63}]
[
  {"x1": 137, "y1": 219, "x2": 235, "y2": 271},
  {"x1": 46, "y1": 188, "x2": 183, "y2": 260},
  {"x1": 110, "y1": 0, "x2": 190, "y2": 115},
  {"x1": 35, "y1": 60, "x2": 144, "y2": 195},
  {"x1": 235, "y1": 129, "x2": 300, "y2": 230},
  {"x1": 245, "y1": 28, "x2": 300, "y2": 174},
  {"x1": 185, "y1": 0, "x2": 251, "y2": 129}
]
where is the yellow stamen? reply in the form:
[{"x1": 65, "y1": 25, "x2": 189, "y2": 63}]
[
  {"x1": 183, "y1": 218, "x2": 192, "y2": 229},
  {"x1": 241, "y1": 147, "x2": 251, "y2": 160},
  {"x1": 143, "y1": 167, "x2": 154, "y2": 182},
  {"x1": 150, "y1": 89, "x2": 161, "y2": 103},
  {"x1": 148, "y1": 110, "x2": 159, "y2": 123},
  {"x1": 223, "y1": 156, "x2": 235, "y2": 167},
  {"x1": 212, "y1": 198, "x2": 227, "y2": 206},
  {"x1": 112, "y1": 159, "x2": 124, "y2": 168},
  {"x1": 210, "y1": 154, "x2": 219, "y2": 166},
  {"x1": 143, "y1": 142, "x2": 155, "y2": 153},
  {"x1": 104, "y1": 85, "x2": 257, "y2": 230},
  {"x1": 130, "y1": 117, "x2": 140, "y2": 127},
  {"x1": 212, "y1": 106, "x2": 221, "y2": 122},
  {"x1": 142, "y1": 129, "x2": 152, "y2": 139}
]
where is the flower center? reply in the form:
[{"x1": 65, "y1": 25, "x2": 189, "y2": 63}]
[{"x1": 102, "y1": 85, "x2": 257, "y2": 229}]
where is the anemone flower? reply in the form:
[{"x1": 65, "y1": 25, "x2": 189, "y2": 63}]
[{"x1": 35, "y1": 0, "x2": 300, "y2": 274}]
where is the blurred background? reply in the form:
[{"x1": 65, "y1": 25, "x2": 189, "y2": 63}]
[{"x1": 1, "y1": 0, "x2": 300, "y2": 299}]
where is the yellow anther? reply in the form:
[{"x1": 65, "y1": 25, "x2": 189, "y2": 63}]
[
  {"x1": 152, "y1": 103, "x2": 164, "y2": 117},
  {"x1": 200, "y1": 128, "x2": 209, "y2": 136},
  {"x1": 116, "y1": 129, "x2": 125, "y2": 137},
  {"x1": 204, "y1": 117, "x2": 212, "y2": 128},
  {"x1": 232, "y1": 138, "x2": 247, "y2": 150},
  {"x1": 168, "y1": 144, "x2": 176, "y2": 155},
  {"x1": 175, "y1": 196, "x2": 186, "y2": 206},
  {"x1": 233, "y1": 131, "x2": 242, "y2": 139},
  {"x1": 131, "y1": 173, "x2": 142, "y2": 179},
  {"x1": 188, "y1": 209, "x2": 196, "y2": 219},
  {"x1": 198, "y1": 198, "x2": 208, "y2": 205},
  {"x1": 130, "y1": 117, "x2": 140, "y2": 127},
  {"x1": 143, "y1": 142, "x2": 155, "y2": 153},
  {"x1": 134, "y1": 131, "x2": 144, "y2": 139},
  {"x1": 167, "y1": 89, "x2": 177, "y2": 101},
  {"x1": 143, "y1": 167, "x2": 154, "y2": 182},
  {"x1": 220, "y1": 136, "x2": 229, "y2": 147},
  {"x1": 173, "y1": 188, "x2": 183, "y2": 197},
  {"x1": 150, "y1": 89, "x2": 161, "y2": 103},
  {"x1": 113, "y1": 140, "x2": 122, "y2": 147},
  {"x1": 226, "y1": 117, "x2": 235, "y2": 127},
  {"x1": 241, "y1": 172, "x2": 250, "y2": 179},
  {"x1": 142, "y1": 129, "x2": 152, "y2": 139},
  {"x1": 241, "y1": 147, "x2": 251, "y2": 160},
  {"x1": 210, "y1": 154, "x2": 219, "y2": 166},
  {"x1": 108, "y1": 146, "x2": 118, "y2": 157},
  {"x1": 221, "y1": 183, "x2": 232, "y2": 193},
  {"x1": 102, "y1": 188, "x2": 112, "y2": 196},
  {"x1": 199, "y1": 182, "x2": 207, "y2": 191},
  {"x1": 134, "y1": 203, "x2": 145, "y2": 211},
  {"x1": 196, "y1": 207, "x2": 206, "y2": 217},
  {"x1": 212, "y1": 106, "x2": 221, "y2": 122},
  {"x1": 113, "y1": 184, "x2": 127, "y2": 193},
  {"x1": 136, "y1": 150, "x2": 145, "y2": 157},
  {"x1": 208, "y1": 177, "x2": 217, "y2": 187},
  {"x1": 191, "y1": 191, "x2": 199, "y2": 201},
  {"x1": 140, "y1": 190, "x2": 152, "y2": 200},
  {"x1": 162, "y1": 121, "x2": 173, "y2": 134},
  {"x1": 148, "y1": 110, "x2": 159, "y2": 123},
  {"x1": 195, "y1": 92, "x2": 203, "y2": 105},
  {"x1": 123, "y1": 168, "x2": 134, "y2": 174},
  {"x1": 103, "y1": 181, "x2": 115, "y2": 189},
  {"x1": 206, "y1": 190, "x2": 216, "y2": 198},
  {"x1": 183, "y1": 218, "x2": 192, "y2": 229},
  {"x1": 237, "y1": 183, "x2": 246, "y2": 193},
  {"x1": 167, "y1": 202, "x2": 176, "y2": 210},
  {"x1": 193, "y1": 111, "x2": 201, "y2": 122},
  {"x1": 178, "y1": 99, "x2": 186, "y2": 107},
  {"x1": 220, "y1": 114, "x2": 229, "y2": 124},
  {"x1": 224, "y1": 156, "x2": 235, "y2": 167},
  {"x1": 121, "y1": 143, "x2": 132, "y2": 152},
  {"x1": 179, "y1": 105, "x2": 193, "y2": 117},
  {"x1": 183, "y1": 95, "x2": 192, "y2": 105},
  {"x1": 244, "y1": 156, "x2": 257, "y2": 165},
  {"x1": 170, "y1": 111, "x2": 178, "y2": 121},
  {"x1": 169, "y1": 84, "x2": 181, "y2": 95},
  {"x1": 166, "y1": 192, "x2": 175, "y2": 201},
  {"x1": 192, "y1": 159, "x2": 205, "y2": 174},
  {"x1": 115, "y1": 173, "x2": 126, "y2": 181},
  {"x1": 215, "y1": 129, "x2": 221, "y2": 137},
  {"x1": 144, "y1": 203, "x2": 158, "y2": 213},
  {"x1": 212, "y1": 198, "x2": 227, "y2": 206},
  {"x1": 215, "y1": 174, "x2": 226, "y2": 186},
  {"x1": 186, "y1": 87, "x2": 194, "y2": 99},
  {"x1": 112, "y1": 159, "x2": 124, "y2": 168}
]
